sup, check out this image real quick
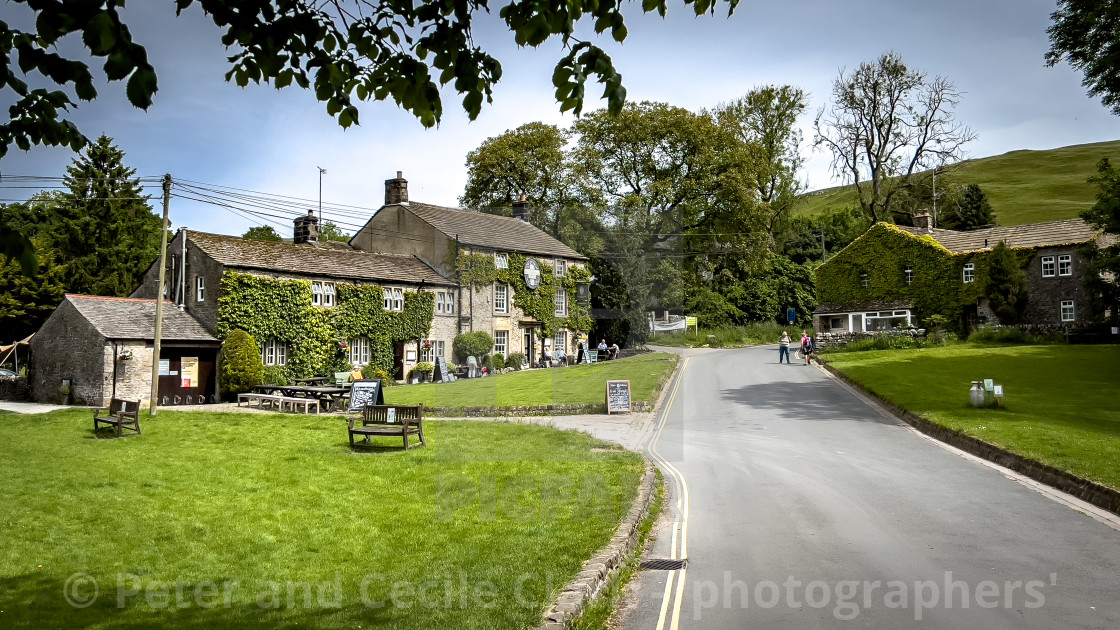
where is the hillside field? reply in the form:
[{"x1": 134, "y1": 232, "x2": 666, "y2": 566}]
[{"x1": 799, "y1": 139, "x2": 1120, "y2": 226}]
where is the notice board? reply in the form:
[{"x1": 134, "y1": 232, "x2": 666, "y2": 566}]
[
  {"x1": 347, "y1": 379, "x2": 385, "y2": 412},
  {"x1": 606, "y1": 379, "x2": 632, "y2": 414}
]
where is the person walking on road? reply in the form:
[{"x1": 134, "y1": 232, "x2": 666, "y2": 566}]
[
  {"x1": 801, "y1": 331, "x2": 815, "y2": 366},
  {"x1": 778, "y1": 331, "x2": 791, "y2": 364}
]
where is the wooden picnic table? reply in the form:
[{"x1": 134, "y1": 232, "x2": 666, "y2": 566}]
[
  {"x1": 293, "y1": 376, "x2": 329, "y2": 385},
  {"x1": 253, "y1": 384, "x2": 350, "y2": 411}
]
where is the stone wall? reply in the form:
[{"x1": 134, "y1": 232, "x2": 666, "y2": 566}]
[
  {"x1": 104, "y1": 342, "x2": 155, "y2": 407},
  {"x1": 814, "y1": 328, "x2": 927, "y2": 350},
  {"x1": 30, "y1": 300, "x2": 107, "y2": 405},
  {"x1": 1020, "y1": 247, "x2": 1093, "y2": 326}
]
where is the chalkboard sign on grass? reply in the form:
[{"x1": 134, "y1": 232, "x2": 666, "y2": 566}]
[
  {"x1": 433, "y1": 356, "x2": 456, "y2": 383},
  {"x1": 606, "y1": 380, "x2": 632, "y2": 414},
  {"x1": 348, "y1": 379, "x2": 385, "y2": 412}
]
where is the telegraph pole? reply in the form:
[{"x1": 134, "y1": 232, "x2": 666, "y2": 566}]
[{"x1": 150, "y1": 174, "x2": 171, "y2": 415}]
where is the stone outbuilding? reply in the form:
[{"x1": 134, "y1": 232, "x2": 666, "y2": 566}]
[{"x1": 30, "y1": 294, "x2": 219, "y2": 407}]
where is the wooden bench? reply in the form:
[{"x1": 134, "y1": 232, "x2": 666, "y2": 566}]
[
  {"x1": 238, "y1": 393, "x2": 320, "y2": 414},
  {"x1": 93, "y1": 398, "x2": 141, "y2": 437},
  {"x1": 348, "y1": 404, "x2": 425, "y2": 450}
]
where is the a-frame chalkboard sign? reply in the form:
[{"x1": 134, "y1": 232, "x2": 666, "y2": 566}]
[
  {"x1": 347, "y1": 379, "x2": 385, "y2": 412},
  {"x1": 606, "y1": 379, "x2": 632, "y2": 414},
  {"x1": 432, "y1": 356, "x2": 456, "y2": 383}
]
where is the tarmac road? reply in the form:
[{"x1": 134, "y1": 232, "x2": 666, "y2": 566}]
[{"x1": 623, "y1": 345, "x2": 1120, "y2": 629}]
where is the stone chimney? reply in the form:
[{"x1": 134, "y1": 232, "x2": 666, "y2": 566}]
[
  {"x1": 385, "y1": 171, "x2": 408, "y2": 205},
  {"x1": 293, "y1": 209, "x2": 319, "y2": 244},
  {"x1": 512, "y1": 194, "x2": 530, "y2": 222},
  {"x1": 913, "y1": 211, "x2": 934, "y2": 233}
]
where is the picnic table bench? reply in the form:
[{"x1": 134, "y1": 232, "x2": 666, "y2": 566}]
[
  {"x1": 348, "y1": 404, "x2": 425, "y2": 450},
  {"x1": 238, "y1": 392, "x2": 320, "y2": 414},
  {"x1": 93, "y1": 398, "x2": 141, "y2": 437}
]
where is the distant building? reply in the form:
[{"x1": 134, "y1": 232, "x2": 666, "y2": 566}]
[{"x1": 813, "y1": 215, "x2": 1110, "y2": 334}]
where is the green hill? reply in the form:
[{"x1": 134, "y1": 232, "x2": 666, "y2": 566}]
[{"x1": 798, "y1": 139, "x2": 1120, "y2": 226}]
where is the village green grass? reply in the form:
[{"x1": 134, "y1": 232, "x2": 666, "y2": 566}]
[
  {"x1": 824, "y1": 344, "x2": 1120, "y2": 490},
  {"x1": 0, "y1": 410, "x2": 643, "y2": 629},
  {"x1": 385, "y1": 352, "x2": 676, "y2": 409},
  {"x1": 648, "y1": 323, "x2": 788, "y2": 349}
]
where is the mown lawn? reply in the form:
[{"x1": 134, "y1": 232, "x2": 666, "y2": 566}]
[
  {"x1": 825, "y1": 344, "x2": 1120, "y2": 489},
  {"x1": 385, "y1": 352, "x2": 677, "y2": 409},
  {"x1": 0, "y1": 410, "x2": 643, "y2": 629}
]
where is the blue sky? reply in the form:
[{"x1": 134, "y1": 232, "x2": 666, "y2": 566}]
[{"x1": 2, "y1": 0, "x2": 1115, "y2": 238}]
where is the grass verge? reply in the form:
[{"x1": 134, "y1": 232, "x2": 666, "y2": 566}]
[
  {"x1": 0, "y1": 410, "x2": 644, "y2": 629},
  {"x1": 571, "y1": 468, "x2": 665, "y2": 630},
  {"x1": 823, "y1": 344, "x2": 1120, "y2": 490},
  {"x1": 385, "y1": 352, "x2": 677, "y2": 410},
  {"x1": 650, "y1": 322, "x2": 791, "y2": 348}
]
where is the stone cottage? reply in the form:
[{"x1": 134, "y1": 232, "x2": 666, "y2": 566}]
[
  {"x1": 30, "y1": 294, "x2": 219, "y2": 407},
  {"x1": 130, "y1": 218, "x2": 458, "y2": 385},
  {"x1": 813, "y1": 215, "x2": 1109, "y2": 334},
  {"x1": 349, "y1": 173, "x2": 591, "y2": 365}
]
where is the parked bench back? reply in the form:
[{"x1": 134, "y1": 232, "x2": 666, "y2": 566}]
[
  {"x1": 334, "y1": 371, "x2": 351, "y2": 387},
  {"x1": 111, "y1": 398, "x2": 140, "y2": 418},
  {"x1": 363, "y1": 404, "x2": 422, "y2": 425}
]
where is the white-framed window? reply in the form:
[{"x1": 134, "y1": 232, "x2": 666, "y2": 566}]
[
  {"x1": 383, "y1": 287, "x2": 404, "y2": 312},
  {"x1": 962, "y1": 263, "x2": 975, "y2": 283},
  {"x1": 261, "y1": 340, "x2": 288, "y2": 366},
  {"x1": 1061, "y1": 300, "x2": 1075, "y2": 322},
  {"x1": 860, "y1": 272, "x2": 869, "y2": 288},
  {"x1": 420, "y1": 340, "x2": 445, "y2": 363},
  {"x1": 864, "y1": 310, "x2": 912, "y2": 331},
  {"x1": 903, "y1": 266, "x2": 913, "y2": 286},
  {"x1": 348, "y1": 336, "x2": 371, "y2": 365},
  {"x1": 435, "y1": 291, "x2": 456, "y2": 315},
  {"x1": 494, "y1": 330, "x2": 509, "y2": 357},
  {"x1": 1042, "y1": 256, "x2": 1055, "y2": 277},
  {"x1": 312, "y1": 281, "x2": 335, "y2": 307},
  {"x1": 554, "y1": 287, "x2": 567, "y2": 316},
  {"x1": 196, "y1": 275, "x2": 205, "y2": 302},
  {"x1": 494, "y1": 252, "x2": 509, "y2": 269},
  {"x1": 554, "y1": 259, "x2": 566, "y2": 277},
  {"x1": 1058, "y1": 254, "x2": 1072, "y2": 276},
  {"x1": 553, "y1": 330, "x2": 567, "y2": 354},
  {"x1": 494, "y1": 283, "x2": 508, "y2": 314}
]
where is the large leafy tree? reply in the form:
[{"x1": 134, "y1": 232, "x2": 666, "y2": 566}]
[
  {"x1": 713, "y1": 85, "x2": 808, "y2": 246},
  {"x1": 459, "y1": 122, "x2": 604, "y2": 254},
  {"x1": 814, "y1": 53, "x2": 976, "y2": 225},
  {"x1": 51, "y1": 135, "x2": 162, "y2": 296},
  {"x1": 1082, "y1": 158, "x2": 1120, "y2": 324},
  {"x1": 1047, "y1": 1, "x2": 1120, "y2": 116},
  {"x1": 242, "y1": 226, "x2": 282, "y2": 242},
  {"x1": 0, "y1": 196, "x2": 68, "y2": 341}
]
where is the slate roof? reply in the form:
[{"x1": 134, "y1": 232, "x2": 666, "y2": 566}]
[
  {"x1": 65, "y1": 295, "x2": 217, "y2": 341},
  {"x1": 189, "y1": 231, "x2": 455, "y2": 286},
  {"x1": 897, "y1": 219, "x2": 1104, "y2": 253},
  {"x1": 815, "y1": 300, "x2": 915, "y2": 314},
  {"x1": 397, "y1": 202, "x2": 587, "y2": 260}
]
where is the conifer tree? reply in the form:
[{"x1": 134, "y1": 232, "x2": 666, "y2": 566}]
[
  {"x1": 985, "y1": 241, "x2": 1028, "y2": 325},
  {"x1": 52, "y1": 135, "x2": 161, "y2": 296}
]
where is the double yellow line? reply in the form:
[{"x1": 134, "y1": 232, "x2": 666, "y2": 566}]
[{"x1": 647, "y1": 357, "x2": 690, "y2": 630}]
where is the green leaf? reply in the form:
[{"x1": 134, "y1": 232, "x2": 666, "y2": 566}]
[{"x1": 125, "y1": 66, "x2": 157, "y2": 109}]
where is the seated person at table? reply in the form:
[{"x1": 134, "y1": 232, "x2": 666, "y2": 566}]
[
  {"x1": 349, "y1": 366, "x2": 364, "y2": 382},
  {"x1": 542, "y1": 347, "x2": 554, "y2": 367},
  {"x1": 609, "y1": 343, "x2": 620, "y2": 360},
  {"x1": 597, "y1": 339, "x2": 609, "y2": 358},
  {"x1": 556, "y1": 348, "x2": 567, "y2": 365}
]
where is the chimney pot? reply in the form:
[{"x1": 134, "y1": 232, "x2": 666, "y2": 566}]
[
  {"x1": 512, "y1": 195, "x2": 530, "y2": 222},
  {"x1": 913, "y1": 211, "x2": 933, "y2": 233},
  {"x1": 293, "y1": 211, "x2": 320, "y2": 244}
]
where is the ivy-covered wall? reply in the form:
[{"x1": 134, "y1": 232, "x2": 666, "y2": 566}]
[
  {"x1": 455, "y1": 251, "x2": 593, "y2": 334},
  {"x1": 815, "y1": 223, "x2": 1032, "y2": 328},
  {"x1": 216, "y1": 272, "x2": 435, "y2": 376}
]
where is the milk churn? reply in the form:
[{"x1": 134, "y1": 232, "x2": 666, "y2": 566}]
[{"x1": 969, "y1": 381, "x2": 985, "y2": 407}]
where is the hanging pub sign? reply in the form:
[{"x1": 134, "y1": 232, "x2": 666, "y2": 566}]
[{"x1": 523, "y1": 258, "x2": 541, "y2": 290}]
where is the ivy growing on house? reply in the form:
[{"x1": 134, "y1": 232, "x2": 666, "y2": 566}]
[
  {"x1": 815, "y1": 223, "x2": 1036, "y2": 328},
  {"x1": 455, "y1": 251, "x2": 593, "y2": 334},
  {"x1": 216, "y1": 272, "x2": 435, "y2": 376}
]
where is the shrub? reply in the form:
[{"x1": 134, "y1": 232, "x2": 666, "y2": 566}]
[
  {"x1": 262, "y1": 365, "x2": 289, "y2": 386},
  {"x1": 453, "y1": 331, "x2": 494, "y2": 362},
  {"x1": 506, "y1": 352, "x2": 525, "y2": 370},
  {"x1": 490, "y1": 353, "x2": 506, "y2": 371},
  {"x1": 361, "y1": 364, "x2": 395, "y2": 386},
  {"x1": 414, "y1": 361, "x2": 435, "y2": 374},
  {"x1": 220, "y1": 330, "x2": 264, "y2": 398}
]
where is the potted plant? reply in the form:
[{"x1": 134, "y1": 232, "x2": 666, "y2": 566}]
[
  {"x1": 414, "y1": 361, "x2": 435, "y2": 383},
  {"x1": 58, "y1": 384, "x2": 72, "y2": 405},
  {"x1": 117, "y1": 348, "x2": 134, "y2": 361}
]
